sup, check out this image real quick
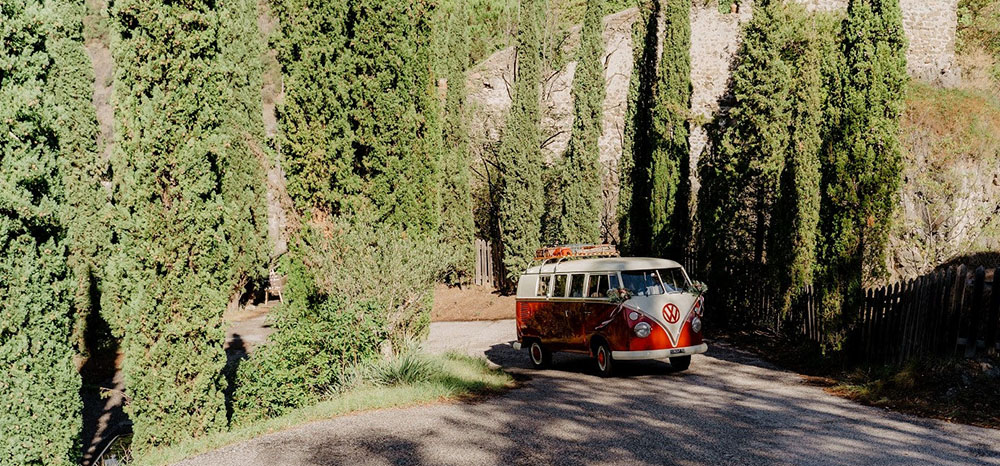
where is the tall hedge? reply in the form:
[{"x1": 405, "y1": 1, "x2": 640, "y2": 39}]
[
  {"x1": 618, "y1": 0, "x2": 658, "y2": 253},
  {"x1": 547, "y1": 0, "x2": 605, "y2": 245},
  {"x1": 646, "y1": 0, "x2": 691, "y2": 258},
  {"x1": 105, "y1": 0, "x2": 270, "y2": 451},
  {"x1": 497, "y1": 0, "x2": 545, "y2": 284},
  {"x1": 0, "y1": 1, "x2": 85, "y2": 464},
  {"x1": 439, "y1": 2, "x2": 476, "y2": 284},
  {"x1": 817, "y1": 0, "x2": 907, "y2": 348}
]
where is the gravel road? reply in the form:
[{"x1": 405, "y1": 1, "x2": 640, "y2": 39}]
[{"x1": 179, "y1": 320, "x2": 1000, "y2": 465}]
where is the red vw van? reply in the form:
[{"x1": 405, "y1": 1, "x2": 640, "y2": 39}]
[{"x1": 513, "y1": 245, "x2": 707, "y2": 376}]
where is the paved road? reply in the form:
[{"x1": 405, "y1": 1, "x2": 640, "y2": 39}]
[{"x1": 180, "y1": 320, "x2": 1000, "y2": 465}]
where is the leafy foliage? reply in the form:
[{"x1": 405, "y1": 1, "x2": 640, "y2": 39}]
[
  {"x1": 817, "y1": 0, "x2": 908, "y2": 349},
  {"x1": 957, "y1": 0, "x2": 1000, "y2": 91},
  {"x1": 236, "y1": 0, "x2": 443, "y2": 423},
  {"x1": 104, "y1": 0, "x2": 270, "y2": 451},
  {"x1": 46, "y1": 0, "x2": 109, "y2": 353},
  {"x1": 497, "y1": 0, "x2": 546, "y2": 285},
  {"x1": 547, "y1": 0, "x2": 606, "y2": 245}
]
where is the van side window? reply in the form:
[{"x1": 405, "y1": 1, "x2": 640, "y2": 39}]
[
  {"x1": 553, "y1": 274, "x2": 568, "y2": 297},
  {"x1": 587, "y1": 274, "x2": 609, "y2": 298},
  {"x1": 609, "y1": 273, "x2": 621, "y2": 291},
  {"x1": 569, "y1": 274, "x2": 585, "y2": 297},
  {"x1": 536, "y1": 275, "x2": 551, "y2": 297}
]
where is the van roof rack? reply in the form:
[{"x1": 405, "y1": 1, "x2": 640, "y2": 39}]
[{"x1": 534, "y1": 244, "x2": 619, "y2": 264}]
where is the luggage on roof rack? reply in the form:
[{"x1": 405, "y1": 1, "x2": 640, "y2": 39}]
[{"x1": 533, "y1": 244, "x2": 619, "y2": 263}]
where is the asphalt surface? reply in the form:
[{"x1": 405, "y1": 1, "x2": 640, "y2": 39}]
[{"x1": 178, "y1": 320, "x2": 1000, "y2": 466}]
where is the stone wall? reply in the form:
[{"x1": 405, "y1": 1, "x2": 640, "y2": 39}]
[
  {"x1": 796, "y1": 0, "x2": 959, "y2": 85},
  {"x1": 466, "y1": 0, "x2": 960, "y2": 242}
]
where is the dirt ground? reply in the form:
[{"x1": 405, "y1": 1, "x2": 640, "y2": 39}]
[{"x1": 431, "y1": 284, "x2": 515, "y2": 322}]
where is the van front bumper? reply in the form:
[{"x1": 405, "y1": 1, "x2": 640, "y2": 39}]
[{"x1": 612, "y1": 343, "x2": 708, "y2": 360}]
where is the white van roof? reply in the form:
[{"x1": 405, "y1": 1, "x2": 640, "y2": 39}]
[{"x1": 523, "y1": 257, "x2": 683, "y2": 275}]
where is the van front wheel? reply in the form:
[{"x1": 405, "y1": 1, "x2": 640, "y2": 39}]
[
  {"x1": 594, "y1": 341, "x2": 614, "y2": 377},
  {"x1": 529, "y1": 340, "x2": 551, "y2": 369}
]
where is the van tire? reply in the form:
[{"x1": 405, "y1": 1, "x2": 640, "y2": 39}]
[
  {"x1": 671, "y1": 355, "x2": 691, "y2": 371},
  {"x1": 528, "y1": 340, "x2": 551, "y2": 369},
  {"x1": 594, "y1": 340, "x2": 614, "y2": 377}
]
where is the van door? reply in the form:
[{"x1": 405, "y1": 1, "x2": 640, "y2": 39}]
[
  {"x1": 565, "y1": 273, "x2": 589, "y2": 350},
  {"x1": 541, "y1": 274, "x2": 572, "y2": 350}
]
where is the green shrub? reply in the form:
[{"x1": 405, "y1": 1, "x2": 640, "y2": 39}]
[
  {"x1": 275, "y1": 0, "x2": 440, "y2": 235},
  {"x1": 1, "y1": 1, "x2": 89, "y2": 463},
  {"x1": 646, "y1": 0, "x2": 692, "y2": 258},
  {"x1": 234, "y1": 217, "x2": 441, "y2": 422},
  {"x1": 697, "y1": 3, "x2": 837, "y2": 323}
]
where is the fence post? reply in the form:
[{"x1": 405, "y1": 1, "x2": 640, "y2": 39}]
[
  {"x1": 985, "y1": 268, "x2": 999, "y2": 355},
  {"x1": 966, "y1": 267, "x2": 986, "y2": 357},
  {"x1": 950, "y1": 265, "x2": 969, "y2": 356}
]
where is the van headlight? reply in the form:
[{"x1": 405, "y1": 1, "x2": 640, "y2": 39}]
[
  {"x1": 633, "y1": 322, "x2": 651, "y2": 338},
  {"x1": 691, "y1": 317, "x2": 702, "y2": 333}
]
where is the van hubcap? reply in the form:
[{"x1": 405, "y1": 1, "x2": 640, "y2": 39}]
[
  {"x1": 531, "y1": 344, "x2": 542, "y2": 363},
  {"x1": 597, "y1": 348, "x2": 606, "y2": 369}
]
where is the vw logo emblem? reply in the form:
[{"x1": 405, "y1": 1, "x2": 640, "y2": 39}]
[{"x1": 662, "y1": 303, "x2": 680, "y2": 324}]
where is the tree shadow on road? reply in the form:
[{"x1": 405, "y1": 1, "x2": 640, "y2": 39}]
[{"x1": 309, "y1": 342, "x2": 1000, "y2": 466}]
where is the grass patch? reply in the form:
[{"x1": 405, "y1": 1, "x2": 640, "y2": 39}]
[
  {"x1": 134, "y1": 352, "x2": 513, "y2": 466},
  {"x1": 710, "y1": 329, "x2": 1000, "y2": 429},
  {"x1": 830, "y1": 356, "x2": 1000, "y2": 429}
]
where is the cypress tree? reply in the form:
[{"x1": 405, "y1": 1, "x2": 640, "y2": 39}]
[
  {"x1": 105, "y1": 0, "x2": 269, "y2": 450},
  {"x1": 698, "y1": 2, "x2": 795, "y2": 321},
  {"x1": 279, "y1": 0, "x2": 440, "y2": 234},
  {"x1": 497, "y1": 0, "x2": 546, "y2": 284},
  {"x1": 647, "y1": 0, "x2": 691, "y2": 259},
  {"x1": 817, "y1": 0, "x2": 907, "y2": 348},
  {"x1": 0, "y1": 2, "x2": 86, "y2": 463},
  {"x1": 698, "y1": 3, "x2": 833, "y2": 322},
  {"x1": 47, "y1": 0, "x2": 109, "y2": 351},
  {"x1": 218, "y1": 0, "x2": 271, "y2": 309},
  {"x1": 767, "y1": 11, "x2": 838, "y2": 316},
  {"x1": 439, "y1": 2, "x2": 476, "y2": 284},
  {"x1": 235, "y1": 0, "x2": 442, "y2": 421},
  {"x1": 550, "y1": 0, "x2": 606, "y2": 244},
  {"x1": 618, "y1": 0, "x2": 658, "y2": 253}
]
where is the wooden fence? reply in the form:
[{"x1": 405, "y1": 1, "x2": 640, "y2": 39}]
[
  {"x1": 474, "y1": 238, "x2": 498, "y2": 288},
  {"x1": 775, "y1": 266, "x2": 1000, "y2": 364}
]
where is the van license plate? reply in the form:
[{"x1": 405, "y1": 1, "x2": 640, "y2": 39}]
[{"x1": 670, "y1": 349, "x2": 685, "y2": 355}]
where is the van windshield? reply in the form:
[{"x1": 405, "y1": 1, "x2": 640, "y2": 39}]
[{"x1": 620, "y1": 270, "x2": 664, "y2": 296}]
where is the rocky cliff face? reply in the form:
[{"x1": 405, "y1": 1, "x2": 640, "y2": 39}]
[
  {"x1": 466, "y1": 0, "x2": 999, "y2": 277},
  {"x1": 889, "y1": 84, "x2": 1000, "y2": 281}
]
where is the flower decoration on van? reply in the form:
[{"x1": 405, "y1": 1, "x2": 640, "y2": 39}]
[{"x1": 607, "y1": 287, "x2": 631, "y2": 304}]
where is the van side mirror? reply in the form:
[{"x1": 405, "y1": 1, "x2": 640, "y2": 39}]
[{"x1": 689, "y1": 280, "x2": 708, "y2": 294}]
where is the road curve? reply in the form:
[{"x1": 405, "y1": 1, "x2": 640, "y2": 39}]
[{"x1": 178, "y1": 320, "x2": 1000, "y2": 465}]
